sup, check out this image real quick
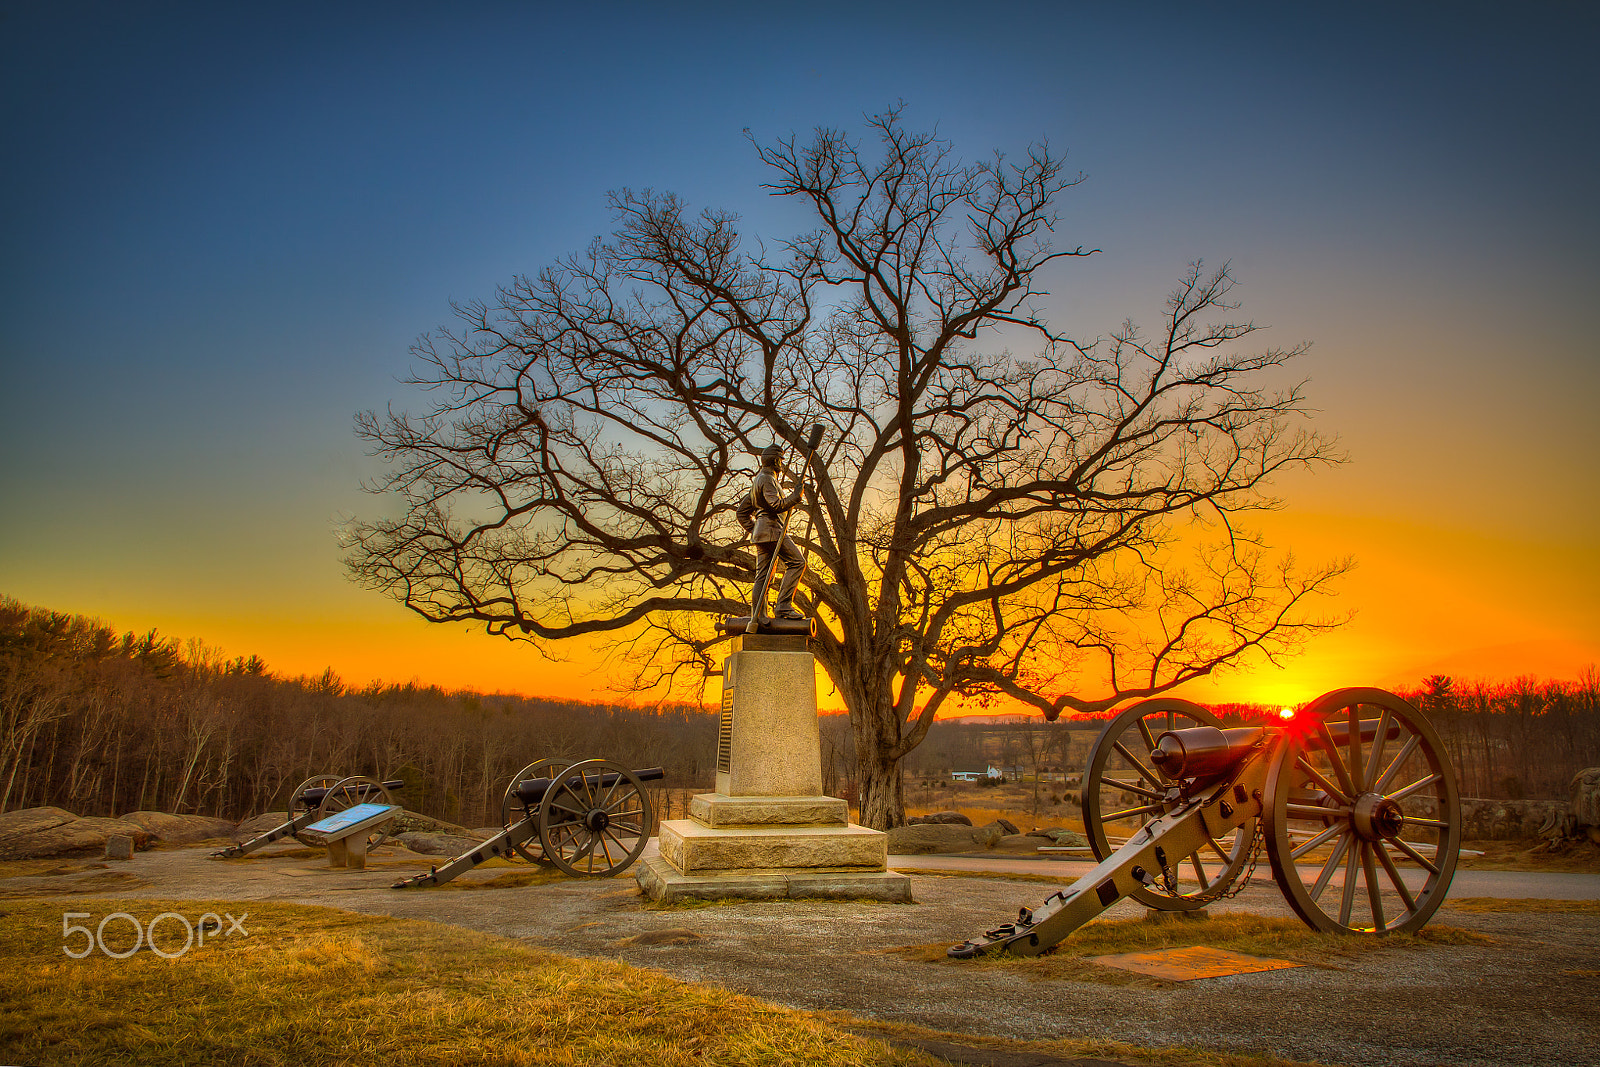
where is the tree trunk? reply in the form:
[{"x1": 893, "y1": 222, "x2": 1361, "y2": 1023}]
[
  {"x1": 857, "y1": 748, "x2": 903, "y2": 830},
  {"x1": 844, "y1": 659, "x2": 907, "y2": 830}
]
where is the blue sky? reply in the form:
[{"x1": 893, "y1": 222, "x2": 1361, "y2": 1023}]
[{"x1": 3, "y1": 2, "x2": 1596, "y2": 700}]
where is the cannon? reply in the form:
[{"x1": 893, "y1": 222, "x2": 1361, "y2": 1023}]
[
  {"x1": 392, "y1": 759, "x2": 663, "y2": 887},
  {"x1": 211, "y1": 775, "x2": 403, "y2": 859},
  {"x1": 949, "y1": 687, "x2": 1462, "y2": 958}
]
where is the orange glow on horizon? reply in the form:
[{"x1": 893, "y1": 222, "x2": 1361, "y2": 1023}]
[{"x1": 11, "y1": 503, "x2": 1595, "y2": 717}]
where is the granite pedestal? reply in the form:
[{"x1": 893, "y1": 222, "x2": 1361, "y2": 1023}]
[{"x1": 637, "y1": 632, "x2": 912, "y2": 903}]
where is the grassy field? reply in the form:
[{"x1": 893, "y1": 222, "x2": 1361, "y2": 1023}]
[
  {"x1": 1444, "y1": 897, "x2": 1600, "y2": 913},
  {"x1": 0, "y1": 897, "x2": 940, "y2": 1067},
  {"x1": 0, "y1": 896, "x2": 1347, "y2": 1067},
  {"x1": 886, "y1": 912, "x2": 1492, "y2": 987},
  {"x1": 904, "y1": 778, "x2": 1082, "y2": 834}
]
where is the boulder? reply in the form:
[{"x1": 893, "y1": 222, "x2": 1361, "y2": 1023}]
[
  {"x1": 0, "y1": 809, "x2": 153, "y2": 860},
  {"x1": 105, "y1": 834, "x2": 134, "y2": 861},
  {"x1": 1539, "y1": 768, "x2": 1600, "y2": 846},
  {"x1": 395, "y1": 831, "x2": 484, "y2": 857},
  {"x1": 118, "y1": 811, "x2": 237, "y2": 844},
  {"x1": 907, "y1": 811, "x2": 973, "y2": 826},
  {"x1": 982, "y1": 818, "x2": 1020, "y2": 837},
  {"x1": 995, "y1": 833, "x2": 1046, "y2": 852},
  {"x1": 1571, "y1": 768, "x2": 1600, "y2": 828},
  {"x1": 1027, "y1": 827, "x2": 1089, "y2": 847},
  {"x1": 388, "y1": 810, "x2": 479, "y2": 837},
  {"x1": 0, "y1": 806, "x2": 78, "y2": 840},
  {"x1": 886, "y1": 822, "x2": 1001, "y2": 855},
  {"x1": 236, "y1": 810, "x2": 293, "y2": 835}
]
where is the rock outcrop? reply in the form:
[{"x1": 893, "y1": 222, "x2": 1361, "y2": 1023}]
[
  {"x1": 886, "y1": 822, "x2": 1002, "y2": 854},
  {"x1": 0, "y1": 808, "x2": 153, "y2": 859},
  {"x1": 906, "y1": 811, "x2": 972, "y2": 826},
  {"x1": 118, "y1": 811, "x2": 237, "y2": 844},
  {"x1": 394, "y1": 831, "x2": 485, "y2": 856},
  {"x1": 1536, "y1": 768, "x2": 1600, "y2": 847},
  {"x1": 236, "y1": 811, "x2": 292, "y2": 835},
  {"x1": 1571, "y1": 768, "x2": 1600, "y2": 837}
]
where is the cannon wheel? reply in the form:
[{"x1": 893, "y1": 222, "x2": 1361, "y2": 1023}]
[
  {"x1": 1264, "y1": 688, "x2": 1460, "y2": 934},
  {"x1": 317, "y1": 775, "x2": 398, "y2": 853},
  {"x1": 501, "y1": 758, "x2": 573, "y2": 864},
  {"x1": 536, "y1": 759, "x2": 652, "y2": 877},
  {"x1": 288, "y1": 774, "x2": 342, "y2": 844},
  {"x1": 1082, "y1": 697, "x2": 1257, "y2": 910}
]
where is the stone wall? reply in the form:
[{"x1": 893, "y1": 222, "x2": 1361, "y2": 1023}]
[
  {"x1": 1459, "y1": 797, "x2": 1565, "y2": 840},
  {"x1": 1461, "y1": 768, "x2": 1600, "y2": 842}
]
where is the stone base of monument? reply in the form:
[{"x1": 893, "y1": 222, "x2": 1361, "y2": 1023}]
[
  {"x1": 636, "y1": 631, "x2": 912, "y2": 904},
  {"x1": 637, "y1": 792, "x2": 913, "y2": 903},
  {"x1": 635, "y1": 855, "x2": 913, "y2": 902}
]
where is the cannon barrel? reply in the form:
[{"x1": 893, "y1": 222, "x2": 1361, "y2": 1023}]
[
  {"x1": 514, "y1": 766, "x2": 665, "y2": 805},
  {"x1": 1149, "y1": 716, "x2": 1403, "y2": 782},
  {"x1": 297, "y1": 779, "x2": 406, "y2": 808},
  {"x1": 1149, "y1": 727, "x2": 1264, "y2": 781}
]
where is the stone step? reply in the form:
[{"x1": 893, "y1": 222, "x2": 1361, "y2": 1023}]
[
  {"x1": 658, "y1": 818, "x2": 887, "y2": 873},
  {"x1": 689, "y1": 793, "x2": 850, "y2": 828},
  {"x1": 636, "y1": 855, "x2": 913, "y2": 903}
]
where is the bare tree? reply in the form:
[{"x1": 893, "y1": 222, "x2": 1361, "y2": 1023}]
[{"x1": 344, "y1": 108, "x2": 1347, "y2": 829}]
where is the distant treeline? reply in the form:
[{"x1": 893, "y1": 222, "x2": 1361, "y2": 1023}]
[
  {"x1": 0, "y1": 597, "x2": 717, "y2": 825},
  {"x1": 3, "y1": 598, "x2": 1596, "y2": 825},
  {"x1": 1406, "y1": 673, "x2": 1599, "y2": 799},
  {"x1": 897, "y1": 674, "x2": 1600, "y2": 801}
]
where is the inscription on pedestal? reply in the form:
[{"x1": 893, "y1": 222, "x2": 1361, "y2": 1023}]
[{"x1": 717, "y1": 679, "x2": 734, "y2": 774}]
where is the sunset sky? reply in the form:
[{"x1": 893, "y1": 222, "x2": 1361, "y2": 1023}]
[{"x1": 2, "y1": 4, "x2": 1595, "y2": 713}]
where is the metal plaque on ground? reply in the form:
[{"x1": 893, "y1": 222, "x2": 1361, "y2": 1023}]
[{"x1": 1088, "y1": 945, "x2": 1301, "y2": 981}]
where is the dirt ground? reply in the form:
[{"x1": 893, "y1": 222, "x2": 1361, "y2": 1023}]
[{"x1": 5, "y1": 841, "x2": 1596, "y2": 1067}]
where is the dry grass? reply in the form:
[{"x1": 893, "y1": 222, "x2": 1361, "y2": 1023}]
[
  {"x1": 1444, "y1": 897, "x2": 1600, "y2": 913},
  {"x1": 0, "y1": 870, "x2": 150, "y2": 898},
  {"x1": 0, "y1": 897, "x2": 942, "y2": 1067},
  {"x1": 432, "y1": 867, "x2": 568, "y2": 891},
  {"x1": 838, "y1": 1015, "x2": 1334, "y2": 1067},
  {"x1": 1455, "y1": 839, "x2": 1600, "y2": 873},
  {"x1": 885, "y1": 911, "x2": 1492, "y2": 987},
  {"x1": 0, "y1": 858, "x2": 110, "y2": 879}
]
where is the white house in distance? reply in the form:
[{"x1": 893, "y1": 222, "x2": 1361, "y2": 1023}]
[{"x1": 951, "y1": 766, "x2": 1006, "y2": 782}]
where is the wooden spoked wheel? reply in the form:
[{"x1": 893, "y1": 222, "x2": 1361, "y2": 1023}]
[
  {"x1": 501, "y1": 758, "x2": 572, "y2": 864},
  {"x1": 288, "y1": 774, "x2": 341, "y2": 844},
  {"x1": 536, "y1": 759, "x2": 652, "y2": 877},
  {"x1": 1082, "y1": 697, "x2": 1257, "y2": 910},
  {"x1": 1264, "y1": 688, "x2": 1460, "y2": 934},
  {"x1": 317, "y1": 775, "x2": 398, "y2": 852}
]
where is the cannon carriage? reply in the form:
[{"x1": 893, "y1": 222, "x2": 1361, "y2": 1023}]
[
  {"x1": 393, "y1": 758, "x2": 663, "y2": 888},
  {"x1": 951, "y1": 687, "x2": 1462, "y2": 957},
  {"x1": 211, "y1": 775, "x2": 403, "y2": 859}
]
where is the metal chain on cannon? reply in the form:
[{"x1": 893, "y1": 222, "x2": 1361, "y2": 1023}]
[
  {"x1": 1215, "y1": 818, "x2": 1265, "y2": 901},
  {"x1": 1149, "y1": 817, "x2": 1265, "y2": 905}
]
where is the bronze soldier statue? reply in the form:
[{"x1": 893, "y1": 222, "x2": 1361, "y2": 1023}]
[{"x1": 737, "y1": 442, "x2": 806, "y2": 629}]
